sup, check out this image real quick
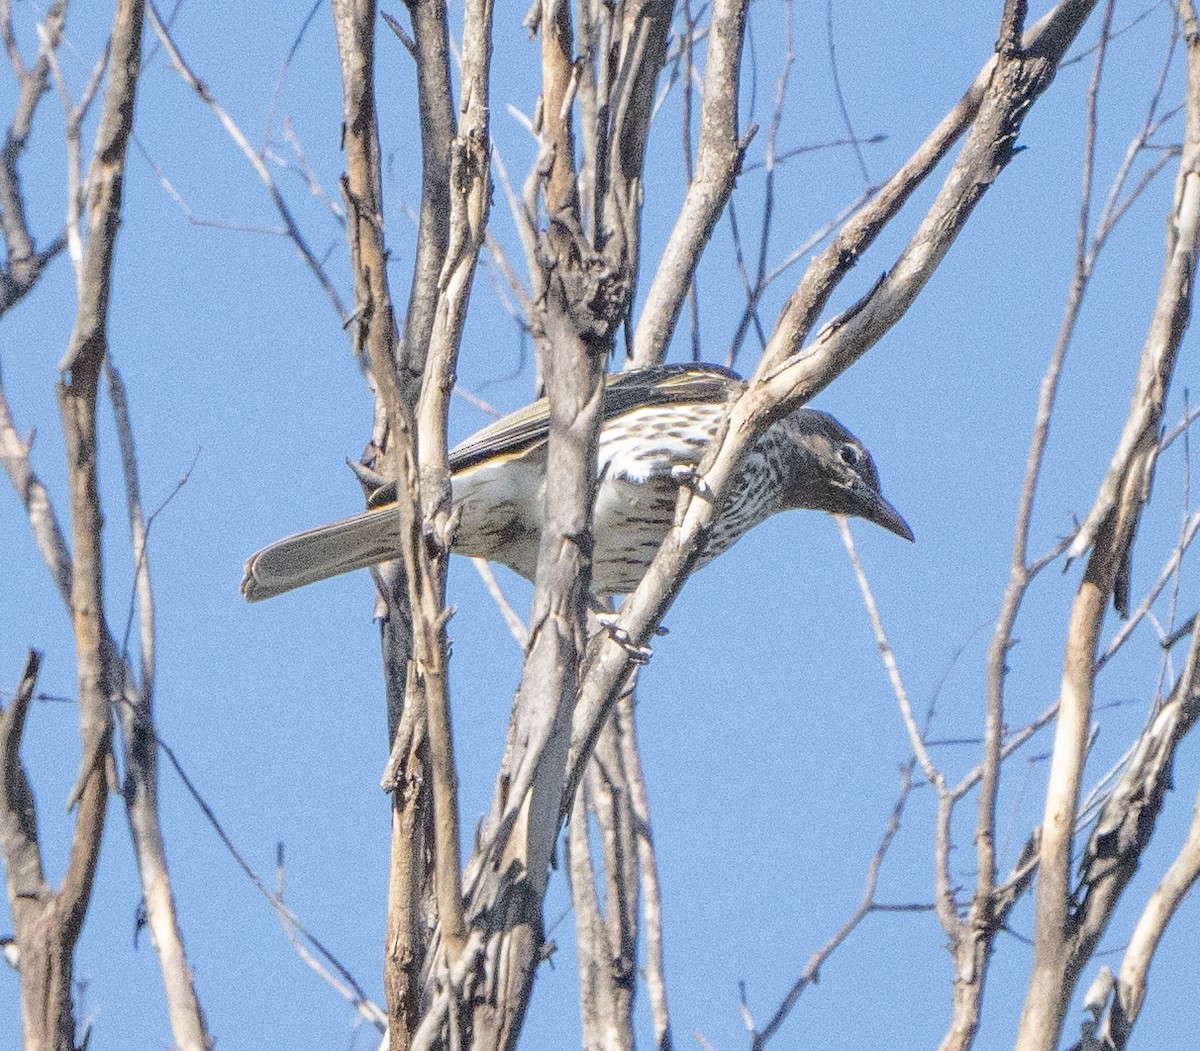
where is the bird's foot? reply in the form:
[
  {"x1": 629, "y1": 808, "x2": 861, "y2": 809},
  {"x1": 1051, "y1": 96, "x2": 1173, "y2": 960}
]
[
  {"x1": 594, "y1": 612, "x2": 654, "y2": 664},
  {"x1": 347, "y1": 457, "x2": 387, "y2": 489},
  {"x1": 670, "y1": 464, "x2": 716, "y2": 501}
]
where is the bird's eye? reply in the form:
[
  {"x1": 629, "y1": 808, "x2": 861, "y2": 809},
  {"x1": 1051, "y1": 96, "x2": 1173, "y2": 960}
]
[{"x1": 839, "y1": 443, "x2": 861, "y2": 467}]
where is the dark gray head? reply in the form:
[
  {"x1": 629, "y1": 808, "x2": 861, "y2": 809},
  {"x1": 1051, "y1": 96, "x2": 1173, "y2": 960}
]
[{"x1": 774, "y1": 409, "x2": 913, "y2": 541}]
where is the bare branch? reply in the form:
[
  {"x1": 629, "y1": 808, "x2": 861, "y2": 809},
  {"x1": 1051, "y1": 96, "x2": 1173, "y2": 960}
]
[
  {"x1": 632, "y1": 0, "x2": 751, "y2": 366},
  {"x1": 0, "y1": 0, "x2": 67, "y2": 315},
  {"x1": 1098, "y1": 510, "x2": 1200, "y2": 669},
  {"x1": 147, "y1": 2, "x2": 350, "y2": 323},
  {"x1": 1071, "y1": 618, "x2": 1200, "y2": 963},
  {"x1": 1096, "y1": 786, "x2": 1200, "y2": 1049},
  {"x1": 397, "y1": 0, "x2": 454, "y2": 379},
  {"x1": 280, "y1": 116, "x2": 347, "y2": 227},
  {"x1": 409, "y1": 0, "x2": 496, "y2": 987},
  {"x1": 471, "y1": 559, "x2": 529, "y2": 648},
  {"x1": 0, "y1": 650, "x2": 46, "y2": 902},
  {"x1": 0, "y1": 375, "x2": 73, "y2": 604},
  {"x1": 105, "y1": 358, "x2": 210, "y2": 1050},
  {"x1": 823, "y1": 0, "x2": 871, "y2": 186},
  {"x1": 568, "y1": 717, "x2": 637, "y2": 1051},
  {"x1": 1066, "y1": 8, "x2": 1200, "y2": 568},
  {"x1": 41, "y1": 23, "x2": 109, "y2": 284},
  {"x1": 275, "y1": 846, "x2": 389, "y2": 1032},
  {"x1": 1016, "y1": 6, "x2": 1200, "y2": 1046},
  {"x1": 837, "y1": 517, "x2": 940, "y2": 788},
  {"x1": 566, "y1": 1, "x2": 1102, "y2": 848},
  {"x1": 613, "y1": 692, "x2": 672, "y2": 1051},
  {"x1": 756, "y1": 3, "x2": 1096, "y2": 389},
  {"x1": 259, "y1": 0, "x2": 325, "y2": 155},
  {"x1": 155, "y1": 731, "x2": 384, "y2": 1030},
  {"x1": 727, "y1": 188, "x2": 876, "y2": 370},
  {"x1": 948, "y1": 9, "x2": 1120, "y2": 1043},
  {"x1": 58, "y1": 0, "x2": 147, "y2": 817},
  {"x1": 750, "y1": 764, "x2": 915, "y2": 1050}
]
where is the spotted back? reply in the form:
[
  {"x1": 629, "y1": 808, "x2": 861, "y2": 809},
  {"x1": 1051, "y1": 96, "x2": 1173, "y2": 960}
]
[{"x1": 448, "y1": 364, "x2": 743, "y2": 473}]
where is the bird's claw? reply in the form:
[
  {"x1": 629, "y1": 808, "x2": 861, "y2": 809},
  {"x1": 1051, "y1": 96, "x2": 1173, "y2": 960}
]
[
  {"x1": 620, "y1": 637, "x2": 654, "y2": 665},
  {"x1": 347, "y1": 457, "x2": 387, "y2": 490},
  {"x1": 670, "y1": 464, "x2": 715, "y2": 501},
  {"x1": 594, "y1": 613, "x2": 654, "y2": 664}
]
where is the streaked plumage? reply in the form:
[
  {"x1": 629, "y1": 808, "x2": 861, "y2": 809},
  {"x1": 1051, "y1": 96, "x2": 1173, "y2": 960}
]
[{"x1": 241, "y1": 364, "x2": 912, "y2": 602}]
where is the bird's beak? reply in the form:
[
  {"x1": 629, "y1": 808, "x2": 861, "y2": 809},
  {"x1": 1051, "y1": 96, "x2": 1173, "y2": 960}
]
[{"x1": 860, "y1": 490, "x2": 915, "y2": 542}]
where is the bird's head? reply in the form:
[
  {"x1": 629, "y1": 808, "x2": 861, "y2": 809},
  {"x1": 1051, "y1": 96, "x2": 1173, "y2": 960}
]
[{"x1": 777, "y1": 409, "x2": 914, "y2": 542}]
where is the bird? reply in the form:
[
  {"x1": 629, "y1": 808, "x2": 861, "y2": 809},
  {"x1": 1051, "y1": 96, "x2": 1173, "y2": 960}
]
[{"x1": 241, "y1": 363, "x2": 912, "y2": 602}]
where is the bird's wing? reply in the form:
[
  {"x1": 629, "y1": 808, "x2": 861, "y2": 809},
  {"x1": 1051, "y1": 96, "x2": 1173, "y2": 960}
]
[
  {"x1": 363, "y1": 364, "x2": 744, "y2": 509},
  {"x1": 447, "y1": 363, "x2": 745, "y2": 474}
]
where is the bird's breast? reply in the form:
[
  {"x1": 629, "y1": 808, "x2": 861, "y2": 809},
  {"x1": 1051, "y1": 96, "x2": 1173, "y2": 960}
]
[
  {"x1": 590, "y1": 475, "x2": 679, "y2": 594},
  {"x1": 450, "y1": 455, "x2": 545, "y2": 580}
]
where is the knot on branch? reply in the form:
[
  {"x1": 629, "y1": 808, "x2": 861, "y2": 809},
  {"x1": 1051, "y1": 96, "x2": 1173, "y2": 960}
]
[
  {"x1": 441, "y1": 128, "x2": 493, "y2": 287},
  {"x1": 538, "y1": 216, "x2": 630, "y2": 341}
]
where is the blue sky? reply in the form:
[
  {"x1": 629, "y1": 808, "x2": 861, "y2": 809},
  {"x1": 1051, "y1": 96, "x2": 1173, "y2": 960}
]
[{"x1": 2, "y1": 1, "x2": 1199, "y2": 1048}]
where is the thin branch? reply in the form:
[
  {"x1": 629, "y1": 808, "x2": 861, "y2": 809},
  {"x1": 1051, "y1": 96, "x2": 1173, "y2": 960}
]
[
  {"x1": 147, "y1": 1, "x2": 350, "y2": 323},
  {"x1": 280, "y1": 116, "x2": 347, "y2": 227},
  {"x1": 275, "y1": 846, "x2": 389, "y2": 1031},
  {"x1": 632, "y1": 0, "x2": 752, "y2": 366},
  {"x1": 0, "y1": 650, "x2": 46, "y2": 901},
  {"x1": 471, "y1": 559, "x2": 528, "y2": 648},
  {"x1": 727, "y1": 186, "x2": 875, "y2": 372},
  {"x1": 837, "y1": 517, "x2": 940, "y2": 788},
  {"x1": 1098, "y1": 510, "x2": 1200, "y2": 669},
  {"x1": 751, "y1": 0, "x2": 794, "y2": 339},
  {"x1": 41, "y1": 20, "x2": 109, "y2": 285},
  {"x1": 740, "y1": 133, "x2": 887, "y2": 174},
  {"x1": 259, "y1": 0, "x2": 324, "y2": 155},
  {"x1": 1097, "y1": 787, "x2": 1200, "y2": 1049},
  {"x1": 614, "y1": 692, "x2": 672, "y2": 1051},
  {"x1": 0, "y1": 374, "x2": 73, "y2": 604},
  {"x1": 105, "y1": 358, "x2": 210, "y2": 1049},
  {"x1": 750, "y1": 764, "x2": 914, "y2": 1050},
  {"x1": 969, "y1": 14, "x2": 1118, "y2": 1041},
  {"x1": 0, "y1": 0, "x2": 67, "y2": 315},
  {"x1": 1065, "y1": 10, "x2": 1195, "y2": 566},
  {"x1": 823, "y1": 0, "x2": 870, "y2": 186},
  {"x1": 1016, "y1": 4, "x2": 1200, "y2": 1045},
  {"x1": 155, "y1": 732, "x2": 385, "y2": 1029}
]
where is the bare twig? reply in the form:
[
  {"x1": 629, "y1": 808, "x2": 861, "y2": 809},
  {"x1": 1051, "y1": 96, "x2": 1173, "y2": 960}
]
[
  {"x1": 727, "y1": 188, "x2": 876, "y2": 370},
  {"x1": 837, "y1": 517, "x2": 940, "y2": 788},
  {"x1": 613, "y1": 692, "x2": 672, "y2": 1051},
  {"x1": 471, "y1": 559, "x2": 528, "y2": 648},
  {"x1": 1095, "y1": 787, "x2": 1200, "y2": 1049},
  {"x1": 274, "y1": 846, "x2": 388, "y2": 1031},
  {"x1": 0, "y1": 0, "x2": 68, "y2": 315},
  {"x1": 280, "y1": 116, "x2": 347, "y2": 227},
  {"x1": 1016, "y1": 5, "x2": 1200, "y2": 1047},
  {"x1": 823, "y1": 0, "x2": 871, "y2": 186},
  {"x1": 105, "y1": 358, "x2": 210, "y2": 1049},
  {"x1": 0, "y1": 374, "x2": 73, "y2": 604},
  {"x1": 147, "y1": 2, "x2": 350, "y2": 323},
  {"x1": 42, "y1": 21, "x2": 109, "y2": 283},
  {"x1": 750, "y1": 764, "x2": 915, "y2": 1050},
  {"x1": 1098, "y1": 510, "x2": 1200, "y2": 669},
  {"x1": 945, "y1": 9, "x2": 1120, "y2": 1045},
  {"x1": 260, "y1": 0, "x2": 325, "y2": 155},
  {"x1": 568, "y1": 716, "x2": 638, "y2": 1051},
  {"x1": 155, "y1": 732, "x2": 384, "y2": 1029},
  {"x1": 1065, "y1": 6, "x2": 1195, "y2": 568},
  {"x1": 632, "y1": 0, "x2": 751, "y2": 366}
]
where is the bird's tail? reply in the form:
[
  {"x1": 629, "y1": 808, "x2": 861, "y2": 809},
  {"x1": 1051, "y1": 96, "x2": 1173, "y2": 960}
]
[{"x1": 241, "y1": 506, "x2": 401, "y2": 602}]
